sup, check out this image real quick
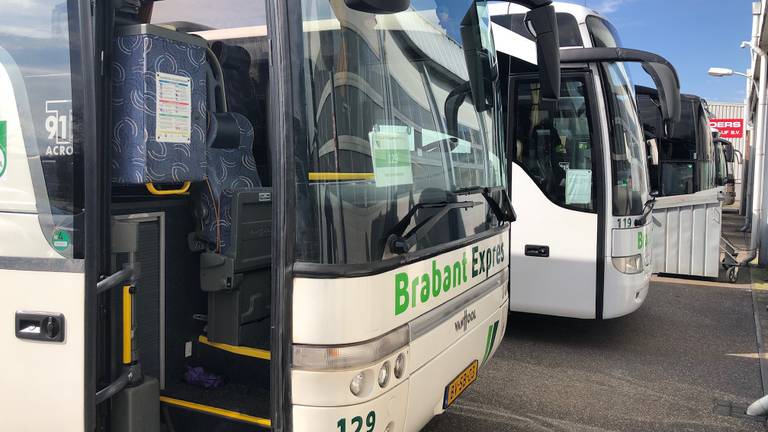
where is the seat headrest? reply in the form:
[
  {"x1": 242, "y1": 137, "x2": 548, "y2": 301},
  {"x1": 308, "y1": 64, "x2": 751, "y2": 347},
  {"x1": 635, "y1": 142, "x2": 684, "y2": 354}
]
[
  {"x1": 212, "y1": 41, "x2": 252, "y2": 72},
  {"x1": 207, "y1": 112, "x2": 254, "y2": 151}
]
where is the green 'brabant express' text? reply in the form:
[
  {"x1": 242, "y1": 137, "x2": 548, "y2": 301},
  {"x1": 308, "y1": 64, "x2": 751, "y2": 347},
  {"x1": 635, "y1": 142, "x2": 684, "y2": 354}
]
[{"x1": 394, "y1": 241, "x2": 504, "y2": 316}]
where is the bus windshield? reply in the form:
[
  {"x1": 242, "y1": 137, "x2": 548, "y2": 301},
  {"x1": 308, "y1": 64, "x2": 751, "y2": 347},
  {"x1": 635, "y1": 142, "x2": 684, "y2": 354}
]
[
  {"x1": 294, "y1": 0, "x2": 506, "y2": 265},
  {"x1": 602, "y1": 62, "x2": 649, "y2": 216}
]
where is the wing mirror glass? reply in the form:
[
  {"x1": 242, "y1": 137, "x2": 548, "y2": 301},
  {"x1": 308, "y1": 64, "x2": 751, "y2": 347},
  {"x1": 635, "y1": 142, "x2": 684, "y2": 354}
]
[{"x1": 461, "y1": 2, "x2": 498, "y2": 112}]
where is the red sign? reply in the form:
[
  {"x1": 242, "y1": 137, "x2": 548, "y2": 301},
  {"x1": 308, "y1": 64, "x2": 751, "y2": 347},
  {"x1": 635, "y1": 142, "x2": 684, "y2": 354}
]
[{"x1": 709, "y1": 118, "x2": 744, "y2": 139}]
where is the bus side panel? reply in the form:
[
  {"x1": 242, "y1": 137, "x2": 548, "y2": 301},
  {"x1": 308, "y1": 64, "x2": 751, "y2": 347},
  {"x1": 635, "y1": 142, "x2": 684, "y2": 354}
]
[
  {"x1": 293, "y1": 232, "x2": 509, "y2": 345},
  {"x1": 0, "y1": 269, "x2": 85, "y2": 431}
]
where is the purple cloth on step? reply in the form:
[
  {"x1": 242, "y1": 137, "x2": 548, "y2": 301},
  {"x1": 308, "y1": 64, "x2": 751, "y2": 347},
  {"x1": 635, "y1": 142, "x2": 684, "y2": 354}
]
[{"x1": 184, "y1": 365, "x2": 224, "y2": 389}]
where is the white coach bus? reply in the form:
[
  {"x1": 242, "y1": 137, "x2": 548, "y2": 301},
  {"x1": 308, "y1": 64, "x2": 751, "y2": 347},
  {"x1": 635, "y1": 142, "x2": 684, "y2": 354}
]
[
  {"x1": 0, "y1": 0, "x2": 559, "y2": 431},
  {"x1": 491, "y1": 2, "x2": 680, "y2": 319}
]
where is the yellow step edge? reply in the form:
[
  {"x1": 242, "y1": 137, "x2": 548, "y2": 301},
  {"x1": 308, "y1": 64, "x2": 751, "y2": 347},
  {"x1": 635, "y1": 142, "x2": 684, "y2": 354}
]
[
  {"x1": 160, "y1": 396, "x2": 271, "y2": 428},
  {"x1": 308, "y1": 172, "x2": 375, "y2": 181},
  {"x1": 198, "y1": 335, "x2": 271, "y2": 360}
]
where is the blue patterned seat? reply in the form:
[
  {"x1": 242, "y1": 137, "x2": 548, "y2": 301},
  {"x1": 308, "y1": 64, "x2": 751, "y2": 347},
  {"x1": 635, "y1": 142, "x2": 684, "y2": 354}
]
[
  {"x1": 111, "y1": 28, "x2": 208, "y2": 185},
  {"x1": 197, "y1": 113, "x2": 261, "y2": 255}
]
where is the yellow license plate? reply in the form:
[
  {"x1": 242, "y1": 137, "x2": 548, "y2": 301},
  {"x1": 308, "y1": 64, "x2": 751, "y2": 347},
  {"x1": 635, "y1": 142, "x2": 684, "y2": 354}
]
[{"x1": 443, "y1": 360, "x2": 478, "y2": 408}]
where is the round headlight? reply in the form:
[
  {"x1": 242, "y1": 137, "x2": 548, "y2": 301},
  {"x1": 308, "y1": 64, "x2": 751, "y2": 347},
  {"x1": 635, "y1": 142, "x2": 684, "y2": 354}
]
[
  {"x1": 378, "y1": 361, "x2": 391, "y2": 388},
  {"x1": 350, "y1": 372, "x2": 365, "y2": 396},
  {"x1": 394, "y1": 353, "x2": 406, "y2": 379}
]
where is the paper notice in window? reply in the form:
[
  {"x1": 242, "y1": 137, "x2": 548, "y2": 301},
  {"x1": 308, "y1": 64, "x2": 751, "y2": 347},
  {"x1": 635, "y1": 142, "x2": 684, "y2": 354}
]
[
  {"x1": 155, "y1": 72, "x2": 192, "y2": 144},
  {"x1": 369, "y1": 125, "x2": 414, "y2": 187},
  {"x1": 566, "y1": 169, "x2": 592, "y2": 205}
]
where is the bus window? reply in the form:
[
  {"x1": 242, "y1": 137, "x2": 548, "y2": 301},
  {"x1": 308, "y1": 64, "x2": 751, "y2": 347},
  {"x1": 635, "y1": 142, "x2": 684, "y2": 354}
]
[
  {"x1": 295, "y1": 0, "x2": 506, "y2": 264},
  {"x1": 512, "y1": 77, "x2": 597, "y2": 212},
  {"x1": 697, "y1": 108, "x2": 716, "y2": 190},
  {"x1": 491, "y1": 13, "x2": 583, "y2": 47},
  {"x1": 602, "y1": 62, "x2": 648, "y2": 216},
  {"x1": 586, "y1": 15, "x2": 622, "y2": 48},
  {"x1": 660, "y1": 162, "x2": 694, "y2": 195},
  {"x1": 0, "y1": 0, "x2": 85, "y2": 258}
]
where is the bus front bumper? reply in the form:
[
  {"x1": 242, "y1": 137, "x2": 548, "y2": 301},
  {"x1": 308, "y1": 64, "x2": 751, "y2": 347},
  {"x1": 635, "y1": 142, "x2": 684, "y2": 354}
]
[{"x1": 292, "y1": 299, "x2": 509, "y2": 432}]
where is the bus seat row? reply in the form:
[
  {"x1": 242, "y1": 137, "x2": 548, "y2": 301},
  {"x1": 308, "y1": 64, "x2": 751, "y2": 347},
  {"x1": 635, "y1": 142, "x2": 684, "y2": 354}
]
[
  {"x1": 109, "y1": 27, "x2": 264, "y2": 255},
  {"x1": 197, "y1": 112, "x2": 262, "y2": 254},
  {"x1": 109, "y1": 27, "x2": 271, "y2": 348}
]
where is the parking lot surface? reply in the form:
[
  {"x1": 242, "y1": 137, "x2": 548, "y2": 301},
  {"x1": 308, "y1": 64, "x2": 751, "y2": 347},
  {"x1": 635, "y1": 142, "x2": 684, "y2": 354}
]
[{"x1": 424, "y1": 281, "x2": 766, "y2": 431}]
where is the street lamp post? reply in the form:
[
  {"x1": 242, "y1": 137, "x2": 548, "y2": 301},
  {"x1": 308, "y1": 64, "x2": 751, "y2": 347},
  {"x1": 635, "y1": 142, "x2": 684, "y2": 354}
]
[
  {"x1": 708, "y1": 66, "x2": 755, "y2": 227},
  {"x1": 708, "y1": 39, "x2": 768, "y2": 266}
]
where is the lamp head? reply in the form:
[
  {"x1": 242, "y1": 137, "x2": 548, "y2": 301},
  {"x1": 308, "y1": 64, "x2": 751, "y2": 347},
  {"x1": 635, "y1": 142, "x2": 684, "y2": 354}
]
[{"x1": 708, "y1": 67, "x2": 734, "y2": 77}]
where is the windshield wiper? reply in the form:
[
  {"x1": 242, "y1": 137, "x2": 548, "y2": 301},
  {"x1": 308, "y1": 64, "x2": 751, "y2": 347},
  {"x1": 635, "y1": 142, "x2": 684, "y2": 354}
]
[
  {"x1": 386, "y1": 201, "x2": 480, "y2": 255},
  {"x1": 453, "y1": 186, "x2": 516, "y2": 223},
  {"x1": 634, "y1": 196, "x2": 657, "y2": 227}
]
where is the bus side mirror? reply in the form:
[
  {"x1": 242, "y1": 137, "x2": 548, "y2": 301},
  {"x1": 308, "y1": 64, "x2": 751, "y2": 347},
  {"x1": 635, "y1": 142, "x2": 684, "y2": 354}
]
[
  {"x1": 719, "y1": 140, "x2": 735, "y2": 163},
  {"x1": 461, "y1": 4, "x2": 498, "y2": 112},
  {"x1": 524, "y1": 5, "x2": 560, "y2": 101},
  {"x1": 345, "y1": 0, "x2": 409, "y2": 14}
]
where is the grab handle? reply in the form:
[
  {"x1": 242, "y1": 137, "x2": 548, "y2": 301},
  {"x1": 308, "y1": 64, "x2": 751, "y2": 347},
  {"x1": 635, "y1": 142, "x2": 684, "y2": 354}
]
[{"x1": 145, "y1": 181, "x2": 191, "y2": 196}]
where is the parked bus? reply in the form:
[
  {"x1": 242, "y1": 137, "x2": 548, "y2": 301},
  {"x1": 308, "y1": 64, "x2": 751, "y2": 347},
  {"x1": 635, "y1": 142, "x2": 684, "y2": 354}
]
[
  {"x1": 0, "y1": 0, "x2": 562, "y2": 431},
  {"x1": 491, "y1": 2, "x2": 680, "y2": 319},
  {"x1": 714, "y1": 134, "x2": 738, "y2": 205},
  {"x1": 636, "y1": 89, "x2": 721, "y2": 198}
]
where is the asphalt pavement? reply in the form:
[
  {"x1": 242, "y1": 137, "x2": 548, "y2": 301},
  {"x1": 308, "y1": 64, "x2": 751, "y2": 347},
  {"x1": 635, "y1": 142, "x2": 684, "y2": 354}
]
[{"x1": 423, "y1": 281, "x2": 767, "y2": 431}]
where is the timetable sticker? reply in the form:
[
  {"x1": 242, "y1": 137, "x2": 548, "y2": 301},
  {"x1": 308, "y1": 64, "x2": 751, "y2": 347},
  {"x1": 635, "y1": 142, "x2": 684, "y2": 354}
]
[
  {"x1": 369, "y1": 125, "x2": 414, "y2": 187},
  {"x1": 155, "y1": 72, "x2": 192, "y2": 144}
]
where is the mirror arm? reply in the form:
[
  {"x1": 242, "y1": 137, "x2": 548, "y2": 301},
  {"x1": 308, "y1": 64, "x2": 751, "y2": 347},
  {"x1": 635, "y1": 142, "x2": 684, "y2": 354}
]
[{"x1": 445, "y1": 81, "x2": 472, "y2": 147}]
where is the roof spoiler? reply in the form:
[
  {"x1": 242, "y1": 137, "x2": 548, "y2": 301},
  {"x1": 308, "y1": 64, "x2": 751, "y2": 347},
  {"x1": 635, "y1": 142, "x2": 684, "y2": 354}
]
[{"x1": 560, "y1": 47, "x2": 681, "y2": 130}]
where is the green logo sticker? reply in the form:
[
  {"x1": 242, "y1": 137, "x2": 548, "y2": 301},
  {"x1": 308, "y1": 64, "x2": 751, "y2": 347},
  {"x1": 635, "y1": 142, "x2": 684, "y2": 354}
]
[
  {"x1": 0, "y1": 120, "x2": 7, "y2": 178},
  {"x1": 637, "y1": 231, "x2": 648, "y2": 250},
  {"x1": 481, "y1": 320, "x2": 500, "y2": 365},
  {"x1": 52, "y1": 230, "x2": 71, "y2": 252}
]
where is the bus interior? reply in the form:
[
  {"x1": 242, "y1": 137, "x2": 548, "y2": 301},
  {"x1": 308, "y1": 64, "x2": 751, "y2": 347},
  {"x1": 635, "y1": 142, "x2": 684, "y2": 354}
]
[{"x1": 104, "y1": 1, "x2": 275, "y2": 429}]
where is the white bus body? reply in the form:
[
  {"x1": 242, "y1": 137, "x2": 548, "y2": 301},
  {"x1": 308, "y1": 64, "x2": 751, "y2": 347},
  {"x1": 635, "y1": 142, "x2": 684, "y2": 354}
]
[
  {"x1": 490, "y1": 2, "x2": 679, "y2": 319},
  {"x1": 0, "y1": 0, "x2": 561, "y2": 430}
]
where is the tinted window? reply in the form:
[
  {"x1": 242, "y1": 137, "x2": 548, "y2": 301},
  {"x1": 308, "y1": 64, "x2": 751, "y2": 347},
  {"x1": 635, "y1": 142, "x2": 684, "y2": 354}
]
[
  {"x1": 0, "y1": 0, "x2": 86, "y2": 258},
  {"x1": 661, "y1": 162, "x2": 694, "y2": 196},
  {"x1": 491, "y1": 13, "x2": 583, "y2": 47},
  {"x1": 602, "y1": 63, "x2": 648, "y2": 216},
  {"x1": 513, "y1": 77, "x2": 596, "y2": 212},
  {"x1": 697, "y1": 108, "x2": 716, "y2": 190},
  {"x1": 586, "y1": 16, "x2": 622, "y2": 48},
  {"x1": 665, "y1": 99, "x2": 696, "y2": 160}
]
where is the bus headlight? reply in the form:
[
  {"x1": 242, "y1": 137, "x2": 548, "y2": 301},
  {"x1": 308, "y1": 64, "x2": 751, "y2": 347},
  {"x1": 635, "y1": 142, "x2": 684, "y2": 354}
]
[
  {"x1": 350, "y1": 372, "x2": 365, "y2": 396},
  {"x1": 612, "y1": 254, "x2": 643, "y2": 274},
  {"x1": 378, "y1": 361, "x2": 391, "y2": 388},
  {"x1": 293, "y1": 325, "x2": 409, "y2": 370},
  {"x1": 394, "y1": 353, "x2": 406, "y2": 379}
]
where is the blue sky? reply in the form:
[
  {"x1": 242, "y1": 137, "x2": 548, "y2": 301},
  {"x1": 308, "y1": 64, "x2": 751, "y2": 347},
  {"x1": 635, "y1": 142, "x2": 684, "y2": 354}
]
[{"x1": 574, "y1": 0, "x2": 755, "y2": 103}]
